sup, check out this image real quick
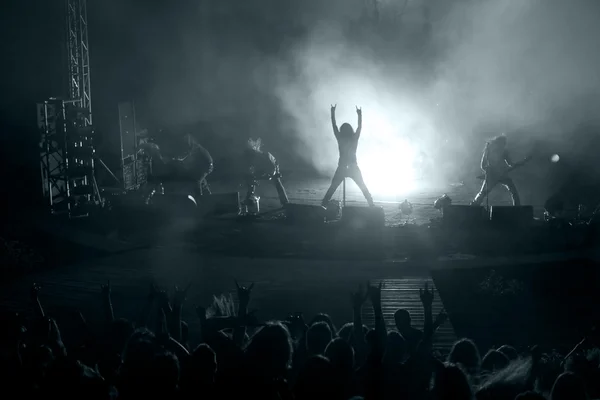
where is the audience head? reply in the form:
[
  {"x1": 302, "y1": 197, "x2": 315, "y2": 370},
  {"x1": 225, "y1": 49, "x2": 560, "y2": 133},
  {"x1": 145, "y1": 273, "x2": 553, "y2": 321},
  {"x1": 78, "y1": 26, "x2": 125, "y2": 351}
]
[
  {"x1": 325, "y1": 337, "x2": 355, "y2": 374},
  {"x1": 309, "y1": 313, "x2": 337, "y2": 337},
  {"x1": 44, "y1": 358, "x2": 110, "y2": 400},
  {"x1": 481, "y1": 350, "x2": 510, "y2": 374},
  {"x1": 384, "y1": 331, "x2": 406, "y2": 364},
  {"x1": 497, "y1": 345, "x2": 519, "y2": 361},
  {"x1": 550, "y1": 372, "x2": 588, "y2": 400},
  {"x1": 448, "y1": 338, "x2": 481, "y2": 376},
  {"x1": 244, "y1": 321, "x2": 293, "y2": 378},
  {"x1": 306, "y1": 321, "x2": 333, "y2": 356},
  {"x1": 205, "y1": 330, "x2": 242, "y2": 371},
  {"x1": 106, "y1": 318, "x2": 135, "y2": 354},
  {"x1": 432, "y1": 363, "x2": 473, "y2": 400},
  {"x1": 149, "y1": 351, "x2": 180, "y2": 395},
  {"x1": 294, "y1": 355, "x2": 339, "y2": 400},
  {"x1": 394, "y1": 309, "x2": 412, "y2": 330},
  {"x1": 337, "y1": 322, "x2": 353, "y2": 342},
  {"x1": 191, "y1": 344, "x2": 217, "y2": 380},
  {"x1": 337, "y1": 323, "x2": 368, "y2": 343}
]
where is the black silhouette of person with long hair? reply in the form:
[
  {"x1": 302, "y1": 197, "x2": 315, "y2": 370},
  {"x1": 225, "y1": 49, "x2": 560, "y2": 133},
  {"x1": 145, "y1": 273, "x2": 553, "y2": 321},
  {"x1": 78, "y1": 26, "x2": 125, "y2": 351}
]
[{"x1": 322, "y1": 104, "x2": 374, "y2": 207}]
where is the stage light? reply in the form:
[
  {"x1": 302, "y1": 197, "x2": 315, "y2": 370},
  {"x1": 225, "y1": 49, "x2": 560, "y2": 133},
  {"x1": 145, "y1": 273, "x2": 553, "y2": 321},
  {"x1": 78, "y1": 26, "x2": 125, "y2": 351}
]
[
  {"x1": 359, "y1": 142, "x2": 417, "y2": 198},
  {"x1": 550, "y1": 154, "x2": 560, "y2": 163},
  {"x1": 357, "y1": 113, "x2": 418, "y2": 198}
]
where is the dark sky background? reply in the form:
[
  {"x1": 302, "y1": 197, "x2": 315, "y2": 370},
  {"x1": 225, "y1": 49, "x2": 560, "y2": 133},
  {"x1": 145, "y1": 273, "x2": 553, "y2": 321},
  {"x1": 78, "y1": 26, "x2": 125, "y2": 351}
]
[{"x1": 2, "y1": 0, "x2": 600, "y2": 209}]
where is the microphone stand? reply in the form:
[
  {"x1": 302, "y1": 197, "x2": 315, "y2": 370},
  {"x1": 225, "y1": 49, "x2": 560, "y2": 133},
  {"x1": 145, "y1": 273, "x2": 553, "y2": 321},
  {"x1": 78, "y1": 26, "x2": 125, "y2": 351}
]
[
  {"x1": 485, "y1": 144, "x2": 490, "y2": 218},
  {"x1": 342, "y1": 177, "x2": 346, "y2": 208}
]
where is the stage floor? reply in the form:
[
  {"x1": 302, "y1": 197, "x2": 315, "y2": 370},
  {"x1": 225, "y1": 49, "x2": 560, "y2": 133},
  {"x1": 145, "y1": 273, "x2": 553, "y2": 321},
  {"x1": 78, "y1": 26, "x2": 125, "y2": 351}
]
[{"x1": 205, "y1": 176, "x2": 545, "y2": 226}]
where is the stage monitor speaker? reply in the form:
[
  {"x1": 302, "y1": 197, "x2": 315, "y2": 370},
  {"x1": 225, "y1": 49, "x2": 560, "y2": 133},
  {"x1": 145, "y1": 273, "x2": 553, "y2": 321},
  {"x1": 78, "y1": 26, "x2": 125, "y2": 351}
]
[
  {"x1": 341, "y1": 206, "x2": 385, "y2": 230},
  {"x1": 443, "y1": 205, "x2": 487, "y2": 229},
  {"x1": 490, "y1": 206, "x2": 533, "y2": 229},
  {"x1": 285, "y1": 203, "x2": 326, "y2": 225},
  {"x1": 196, "y1": 192, "x2": 240, "y2": 215}
]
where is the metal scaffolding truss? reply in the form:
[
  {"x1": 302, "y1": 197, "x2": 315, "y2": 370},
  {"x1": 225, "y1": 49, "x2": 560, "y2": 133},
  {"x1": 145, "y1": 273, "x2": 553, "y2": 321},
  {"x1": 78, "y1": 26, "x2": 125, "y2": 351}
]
[
  {"x1": 39, "y1": 0, "x2": 98, "y2": 217},
  {"x1": 38, "y1": 100, "x2": 70, "y2": 213},
  {"x1": 38, "y1": 99, "x2": 100, "y2": 217},
  {"x1": 66, "y1": 0, "x2": 92, "y2": 124}
]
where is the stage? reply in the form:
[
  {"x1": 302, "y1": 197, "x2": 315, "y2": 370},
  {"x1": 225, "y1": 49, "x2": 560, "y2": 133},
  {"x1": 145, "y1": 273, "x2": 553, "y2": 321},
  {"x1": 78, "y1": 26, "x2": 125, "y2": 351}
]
[{"x1": 203, "y1": 175, "x2": 543, "y2": 226}]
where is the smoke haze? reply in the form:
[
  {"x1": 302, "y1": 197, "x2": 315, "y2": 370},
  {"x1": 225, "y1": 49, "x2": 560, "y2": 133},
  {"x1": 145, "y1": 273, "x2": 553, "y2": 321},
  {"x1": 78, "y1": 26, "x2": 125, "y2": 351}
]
[{"x1": 75, "y1": 0, "x2": 600, "y2": 197}]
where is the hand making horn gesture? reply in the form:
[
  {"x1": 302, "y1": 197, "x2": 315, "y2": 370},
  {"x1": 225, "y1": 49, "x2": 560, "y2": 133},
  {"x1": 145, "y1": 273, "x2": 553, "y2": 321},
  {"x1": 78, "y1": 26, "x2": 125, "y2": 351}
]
[
  {"x1": 174, "y1": 283, "x2": 192, "y2": 306},
  {"x1": 235, "y1": 280, "x2": 254, "y2": 307},
  {"x1": 100, "y1": 280, "x2": 111, "y2": 297},
  {"x1": 30, "y1": 283, "x2": 41, "y2": 302},
  {"x1": 368, "y1": 281, "x2": 383, "y2": 306},
  {"x1": 356, "y1": 106, "x2": 362, "y2": 115},
  {"x1": 331, "y1": 104, "x2": 337, "y2": 112},
  {"x1": 419, "y1": 282, "x2": 434, "y2": 308}
]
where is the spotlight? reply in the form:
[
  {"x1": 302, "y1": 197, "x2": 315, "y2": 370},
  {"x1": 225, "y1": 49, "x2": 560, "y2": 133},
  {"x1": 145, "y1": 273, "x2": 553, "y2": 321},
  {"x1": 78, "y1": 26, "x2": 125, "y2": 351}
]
[{"x1": 550, "y1": 154, "x2": 560, "y2": 163}]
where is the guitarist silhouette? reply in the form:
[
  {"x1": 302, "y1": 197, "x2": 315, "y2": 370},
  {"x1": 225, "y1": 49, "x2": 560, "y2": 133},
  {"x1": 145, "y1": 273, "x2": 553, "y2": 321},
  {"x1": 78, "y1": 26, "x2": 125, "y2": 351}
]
[{"x1": 471, "y1": 135, "x2": 530, "y2": 206}]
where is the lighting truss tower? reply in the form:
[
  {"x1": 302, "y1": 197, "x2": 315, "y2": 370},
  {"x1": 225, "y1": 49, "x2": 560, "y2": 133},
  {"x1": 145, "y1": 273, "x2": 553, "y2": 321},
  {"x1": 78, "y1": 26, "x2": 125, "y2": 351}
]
[
  {"x1": 66, "y1": 0, "x2": 92, "y2": 124},
  {"x1": 39, "y1": 0, "x2": 99, "y2": 217}
]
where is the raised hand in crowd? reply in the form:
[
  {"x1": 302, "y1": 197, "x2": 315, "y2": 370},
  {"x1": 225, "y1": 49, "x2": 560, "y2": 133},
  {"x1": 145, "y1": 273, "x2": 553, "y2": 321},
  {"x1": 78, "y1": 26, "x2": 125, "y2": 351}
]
[
  {"x1": 419, "y1": 282, "x2": 434, "y2": 308},
  {"x1": 6, "y1": 276, "x2": 597, "y2": 400},
  {"x1": 30, "y1": 282, "x2": 44, "y2": 318},
  {"x1": 171, "y1": 283, "x2": 192, "y2": 342},
  {"x1": 100, "y1": 280, "x2": 114, "y2": 323},
  {"x1": 174, "y1": 283, "x2": 192, "y2": 307},
  {"x1": 235, "y1": 280, "x2": 254, "y2": 310},
  {"x1": 234, "y1": 279, "x2": 254, "y2": 346}
]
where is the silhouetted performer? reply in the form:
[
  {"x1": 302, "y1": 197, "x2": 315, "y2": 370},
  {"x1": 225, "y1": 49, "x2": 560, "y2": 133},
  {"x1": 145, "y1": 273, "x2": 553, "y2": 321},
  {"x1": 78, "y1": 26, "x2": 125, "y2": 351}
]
[
  {"x1": 243, "y1": 138, "x2": 289, "y2": 212},
  {"x1": 139, "y1": 132, "x2": 213, "y2": 203},
  {"x1": 322, "y1": 105, "x2": 374, "y2": 207},
  {"x1": 471, "y1": 135, "x2": 521, "y2": 206},
  {"x1": 180, "y1": 133, "x2": 213, "y2": 198}
]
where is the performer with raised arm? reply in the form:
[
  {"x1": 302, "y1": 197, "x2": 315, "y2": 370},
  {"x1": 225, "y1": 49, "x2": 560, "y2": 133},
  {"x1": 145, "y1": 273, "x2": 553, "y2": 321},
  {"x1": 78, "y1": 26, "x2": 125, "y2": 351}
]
[
  {"x1": 322, "y1": 104, "x2": 375, "y2": 207},
  {"x1": 242, "y1": 138, "x2": 289, "y2": 214},
  {"x1": 471, "y1": 135, "x2": 521, "y2": 206},
  {"x1": 181, "y1": 133, "x2": 213, "y2": 198}
]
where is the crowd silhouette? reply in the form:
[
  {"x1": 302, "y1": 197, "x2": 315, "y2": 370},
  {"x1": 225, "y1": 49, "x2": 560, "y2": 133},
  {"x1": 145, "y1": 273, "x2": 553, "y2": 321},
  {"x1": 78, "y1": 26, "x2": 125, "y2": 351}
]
[{"x1": 1, "y1": 280, "x2": 596, "y2": 400}]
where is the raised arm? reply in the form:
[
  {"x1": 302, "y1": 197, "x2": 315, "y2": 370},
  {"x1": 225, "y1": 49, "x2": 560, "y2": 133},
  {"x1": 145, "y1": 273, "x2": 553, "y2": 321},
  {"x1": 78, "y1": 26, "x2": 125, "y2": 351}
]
[
  {"x1": 233, "y1": 280, "x2": 254, "y2": 348},
  {"x1": 171, "y1": 283, "x2": 192, "y2": 343},
  {"x1": 480, "y1": 144, "x2": 489, "y2": 171},
  {"x1": 368, "y1": 281, "x2": 387, "y2": 357},
  {"x1": 356, "y1": 106, "x2": 362, "y2": 137},
  {"x1": 330, "y1": 104, "x2": 339, "y2": 137},
  {"x1": 30, "y1": 283, "x2": 45, "y2": 318},
  {"x1": 100, "y1": 281, "x2": 115, "y2": 324},
  {"x1": 503, "y1": 150, "x2": 513, "y2": 168},
  {"x1": 351, "y1": 284, "x2": 368, "y2": 364}
]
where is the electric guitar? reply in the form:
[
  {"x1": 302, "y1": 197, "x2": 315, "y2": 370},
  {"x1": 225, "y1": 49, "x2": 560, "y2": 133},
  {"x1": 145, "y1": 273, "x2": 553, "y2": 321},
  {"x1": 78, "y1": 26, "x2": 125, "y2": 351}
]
[{"x1": 476, "y1": 155, "x2": 532, "y2": 180}]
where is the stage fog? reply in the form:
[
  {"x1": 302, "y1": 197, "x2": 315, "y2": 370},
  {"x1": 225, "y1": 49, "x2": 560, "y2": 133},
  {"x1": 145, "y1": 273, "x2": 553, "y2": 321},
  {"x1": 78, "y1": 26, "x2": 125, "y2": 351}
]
[{"x1": 89, "y1": 0, "x2": 600, "y2": 204}]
